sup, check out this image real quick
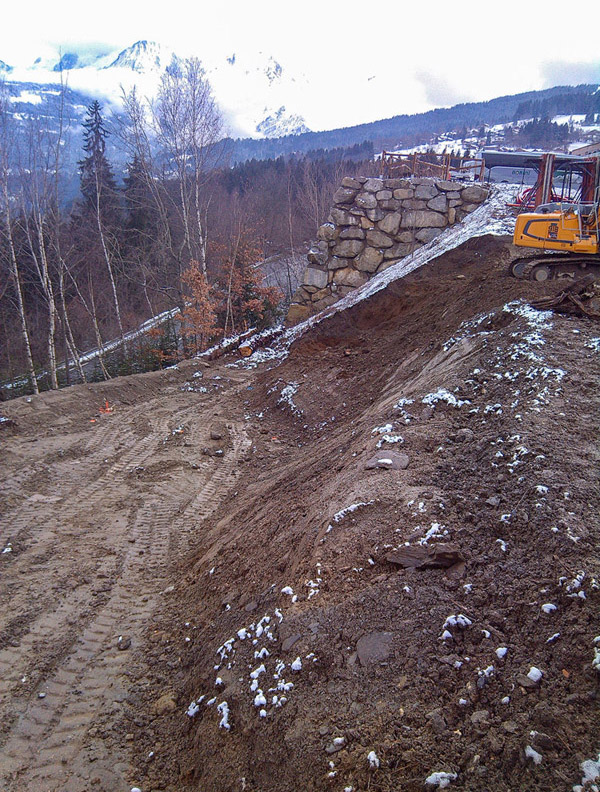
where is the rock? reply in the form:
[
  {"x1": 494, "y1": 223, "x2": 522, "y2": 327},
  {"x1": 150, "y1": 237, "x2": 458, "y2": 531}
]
[
  {"x1": 330, "y1": 208, "x2": 359, "y2": 226},
  {"x1": 333, "y1": 186, "x2": 358, "y2": 204},
  {"x1": 471, "y1": 710, "x2": 490, "y2": 727},
  {"x1": 516, "y1": 673, "x2": 540, "y2": 689},
  {"x1": 360, "y1": 216, "x2": 374, "y2": 230},
  {"x1": 375, "y1": 190, "x2": 393, "y2": 201},
  {"x1": 427, "y1": 194, "x2": 448, "y2": 212},
  {"x1": 210, "y1": 430, "x2": 223, "y2": 440},
  {"x1": 366, "y1": 207, "x2": 385, "y2": 222},
  {"x1": 401, "y1": 210, "x2": 447, "y2": 229},
  {"x1": 310, "y1": 287, "x2": 331, "y2": 302},
  {"x1": 244, "y1": 600, "x2": 258, "y2": 612},
  {"x1": 328, "y1": 256, "x2": 350, "y2": 270},
  {"x1": 415, "y1": 184, "x2": 437, "y2": 199},
  {"x1": 435, "y1": 180, "x2": 457, "y2": 191},
  {"x1": 415, "y1": 227, "x2": 443, "y2": 244},
  {"x1": 366, "y1": 229, "x2": 394, "y2": 248},
  {"x1": 378, "y1": 212, "x2": 402, "y2": 235},
  {"x1": 385, "y1": 178, "x2": 411, "y2": 189},
  {"x1": 385, "y1": 543, "x2": 464, "y2": 569},
  {"x1": 530, "y1": 731, "x2": 554, "y2": 750},
  {"x1": 426, "y1": 708, "x2": 447, "y2": 734},
  {"x1": 341, "y1": 176, "x2": 362, "y2": 189},
  {"x1": 402, "y1": 199, "x2": 428, "y2": 210},
  {"x1": 460, "y1": 203, "x2": 482, "y2": 214},
  {"x1": 383, "y1": 243, "x2": 413, "y2": 259},
  {"x1": 486, "y1": 496, "x2": 500, "y2": 507},
  {"x1": 461, "y1": 185, "x2": 488, "y2": 203},
  {"x1": 286, "y1": 304, "x2": 311, "y2": 325},
  {"x1": 317, "y1": 223, "x2": 337, "y2": 241},
  {"x1": 152, "y1": 693, "x2": 177, "y2": 716},
  {"x1": 332, "y1": 239, "x2": 364, "y2": 258},
  {"x1": 455, "y1": 428, "x2": 474, "y2": 442},
  {"x1": 281, "y1": 633, "x2": 302, "y2": 652},
  {"x1": 395, "y1": 230, "x2": 415, "y2": 243},
  {"x1": 332, "y1": 268, "x2": 368, "y2": 288},
  {"x1": 393, "y1": 188, "x2": 413, "y2": 199},
  {"x1": 449, "y1": 199, "x2": 463, "y2": 208},
  {"x1": 448, "y1": 207, "x2": 457, "y2": 225},
  {"x1": 355, "y1": 247, "x2": 384, "y2": 273},
  {"x1": 117, "y1": 635, "x2": 131, "y2": 651},
  {"x1": 356, "y1": 631, "x2": 393, "y2": 665},
  {"x1": 365, "y1": 451, "x2": 409, "y2": 470},
  {"x1": 501, "y1": 720, "x2": 519, "y2": 734},
  {"x1": 339, "y1": 227, "x2": 365, "y2": 240},
  {"x1": 303, "y1": 268, "x2": 328, "y2": 289},
  {"x1": 355, "y1": 192, "x2": 378, "y2": 209},
  {"x1": 362, "y1": 178, "x2": 384, "y2": 193},
  {"x1": 378, "y1": 198, "x2": 401, "y2": 211}
]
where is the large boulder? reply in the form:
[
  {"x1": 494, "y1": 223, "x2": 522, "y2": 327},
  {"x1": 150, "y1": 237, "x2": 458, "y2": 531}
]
[
  {"x1": 286, "y1": 303, "x2": 311, "y2": 325},
  {"x1": 341, "y1": 176, "x2": 362, "y2": 189},
  {"x1": 415, "y1": 184, "x2": 437, "y2": 199},
  {"x1": 393, "y1": 188, "x2": 413, "y2": 200},
  {"x1": 332, "y1": 186, "x2": 358, "y2": 205},
  {"x1": 401, "y1": 210, "x2": 447, "y2": 229},
  {"x1": 461, "y1": 185, "x2": 488, "y2": 203},
  {"x1": 362, "y1": 178, "x2": 384, "y2": 193},
  {"x1": 303, "y1": 267, "x2": 328, "y2": 289},
  {"x1": 317, "y1": 223, "x2": 337, "y2": 241},
  {"x1": 415, "y1": 227, "x2": 444, "y2": 243},
  {"x1": 378, "y1": 212, "x2": 402, "y2": 235},
  {"x1": 366, "y1": 229, "x2": 394, "y2": 248},
  {"x1": 355, "y1": 192, "x2": 378, "y2": 210},
  {"x1": 427, "y1": 194, "x2": 447, "y2": 212},
  {"x1": 332, "y1": 239, "x2": 364, "y2": 258},
  {"x1": 339, "y1": 227, "x2": 366, "y2": 240},
  {"x1": 355, "y1": 247, "x2": 384, "y2": 272},
  {"x1": 332, "y1": 267, "x2": 368, "y2": 288},
  {"x1": 330, "y1": 208, "x2": 359, "y2": 226}
]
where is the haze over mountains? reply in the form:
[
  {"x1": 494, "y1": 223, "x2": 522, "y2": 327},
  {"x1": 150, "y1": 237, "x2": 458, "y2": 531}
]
[{"x1": 1, "y1": 40, "x2": 311, "y2": 139}]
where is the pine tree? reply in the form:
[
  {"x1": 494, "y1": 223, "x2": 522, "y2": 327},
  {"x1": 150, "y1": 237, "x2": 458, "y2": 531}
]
[{"x1": 78, "y1": 101, "x2": 118, "y2": 219}]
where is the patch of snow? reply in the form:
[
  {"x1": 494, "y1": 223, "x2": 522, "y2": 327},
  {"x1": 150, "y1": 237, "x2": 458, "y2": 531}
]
[
  {"x1": 425, "y1": 770, "x2": 458, "y2": 788},
  {"x1": 291, "y1": 657, "x2": 302, "y2": 672},
  {"x1": 367, "y1": 751, "x2": 380, "y2": 769},
  {"x1": 422, "y1": 389, "x2": 470, "y2": 409},
  {"x1": 217, "y1": 700, "x2": 231, "y2": 730},
  {"x1": 496, "y1": 647, "x2": 507, "y2": 659},
  {"x1": 541, "y1": 603, "x2": 557, "y2": 614},
  {"x1": 525, "y1": 745, "x2": 542, "y2": 765}
]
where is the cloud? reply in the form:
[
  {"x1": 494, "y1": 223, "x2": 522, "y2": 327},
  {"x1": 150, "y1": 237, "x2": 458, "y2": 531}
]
[
  {"x1": 415, "y1": 71, "x2": 471, "y2": 108},
  {"x1": 541, "y1": 60, "x2": 600, "y2": 87}
]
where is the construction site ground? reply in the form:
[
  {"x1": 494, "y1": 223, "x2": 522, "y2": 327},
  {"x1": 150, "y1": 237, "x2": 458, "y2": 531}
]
[{"x1": 1, "y1": 234, "x2": 599, "y2": 792}]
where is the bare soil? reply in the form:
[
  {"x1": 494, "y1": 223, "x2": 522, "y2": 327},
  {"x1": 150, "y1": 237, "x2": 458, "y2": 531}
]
[{"x1": 1, "y1": 234, "x2": 599, "y2": 792}]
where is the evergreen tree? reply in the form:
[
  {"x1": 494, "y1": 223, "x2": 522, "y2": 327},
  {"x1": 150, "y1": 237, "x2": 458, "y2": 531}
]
[{"x1": 78, "y1": 101, "x2": 118, "y2": 219}]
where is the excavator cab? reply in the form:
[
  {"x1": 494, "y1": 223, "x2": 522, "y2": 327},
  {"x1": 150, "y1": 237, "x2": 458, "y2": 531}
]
[{"x1": 512, "y1": 154, "x2": 600, "y2": 280}]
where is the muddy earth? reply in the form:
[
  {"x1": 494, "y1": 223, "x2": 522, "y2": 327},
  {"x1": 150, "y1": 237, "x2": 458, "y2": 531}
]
[{"x1": 1, "y1": 235, "x2": 599, "y2": 792}]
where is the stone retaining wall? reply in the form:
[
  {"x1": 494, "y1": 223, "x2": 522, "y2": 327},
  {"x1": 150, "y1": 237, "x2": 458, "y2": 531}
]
[{"x1": 286, "y1": 176, "x2": 489, "y2": 324}]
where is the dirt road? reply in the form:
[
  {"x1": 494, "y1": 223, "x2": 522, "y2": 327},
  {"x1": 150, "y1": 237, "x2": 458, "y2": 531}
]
[{"x1": 0, "y1": 360, "x2": 252, "y2": 791}]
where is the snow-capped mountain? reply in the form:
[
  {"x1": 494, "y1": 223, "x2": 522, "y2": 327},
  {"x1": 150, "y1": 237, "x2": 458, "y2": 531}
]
[{"x1": 0, "y1": 40, "x2": 310, "y2": 140}]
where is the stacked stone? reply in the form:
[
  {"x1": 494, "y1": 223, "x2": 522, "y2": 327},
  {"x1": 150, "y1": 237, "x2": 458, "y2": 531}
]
[{"x1": 287, "y1": 176, "x2": 488, "y2": 324}]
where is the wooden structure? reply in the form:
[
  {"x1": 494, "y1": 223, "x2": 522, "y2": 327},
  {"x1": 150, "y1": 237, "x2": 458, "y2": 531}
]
[{"x1": 380, "y1": 151, "x2": 485, "y2": 182}]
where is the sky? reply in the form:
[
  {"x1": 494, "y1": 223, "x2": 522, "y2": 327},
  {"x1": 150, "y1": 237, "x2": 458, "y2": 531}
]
[{"x1": 1, "y1": 0, "x2": 600, "y2": 133}]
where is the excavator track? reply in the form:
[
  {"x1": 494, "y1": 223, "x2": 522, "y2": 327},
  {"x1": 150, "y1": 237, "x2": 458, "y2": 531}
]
[{"x1": 511, "y1": 254, "x2": 600, "y2": 282}]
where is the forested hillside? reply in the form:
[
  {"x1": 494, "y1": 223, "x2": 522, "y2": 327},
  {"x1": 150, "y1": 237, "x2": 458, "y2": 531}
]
[{"x1": 0, "y1": 61, "x2": 375, "y2": 396}]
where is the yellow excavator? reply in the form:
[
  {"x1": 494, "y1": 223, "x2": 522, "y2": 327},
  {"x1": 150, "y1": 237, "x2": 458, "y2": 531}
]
[{"x1": 512, "y1": 153, "x2": 600, "y2": 280}]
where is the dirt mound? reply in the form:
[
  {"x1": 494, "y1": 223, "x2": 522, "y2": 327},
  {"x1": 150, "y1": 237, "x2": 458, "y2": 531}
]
[{"x1": 1, "y1": 235, "x2": 598, "y2": 792}]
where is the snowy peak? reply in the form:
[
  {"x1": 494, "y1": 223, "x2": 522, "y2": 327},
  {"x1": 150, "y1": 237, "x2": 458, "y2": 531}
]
[
  {"x1": 53, "y1": 53, "x2": 80, "y2": 72},
  {"x1": 0, "y1": 59, "x2": 13, "y2": 74},
  {"x1": 106, "y1": 40, "x2": 171, "y2": 73},
  {"x1": 256, "y1": 106, "x2": 310, "y2": 138}
]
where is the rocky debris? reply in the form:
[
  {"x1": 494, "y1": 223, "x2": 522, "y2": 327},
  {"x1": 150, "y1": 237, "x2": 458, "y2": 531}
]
[{"x1": 287, "y1": 176, "x2": 488, "y2": 321}]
